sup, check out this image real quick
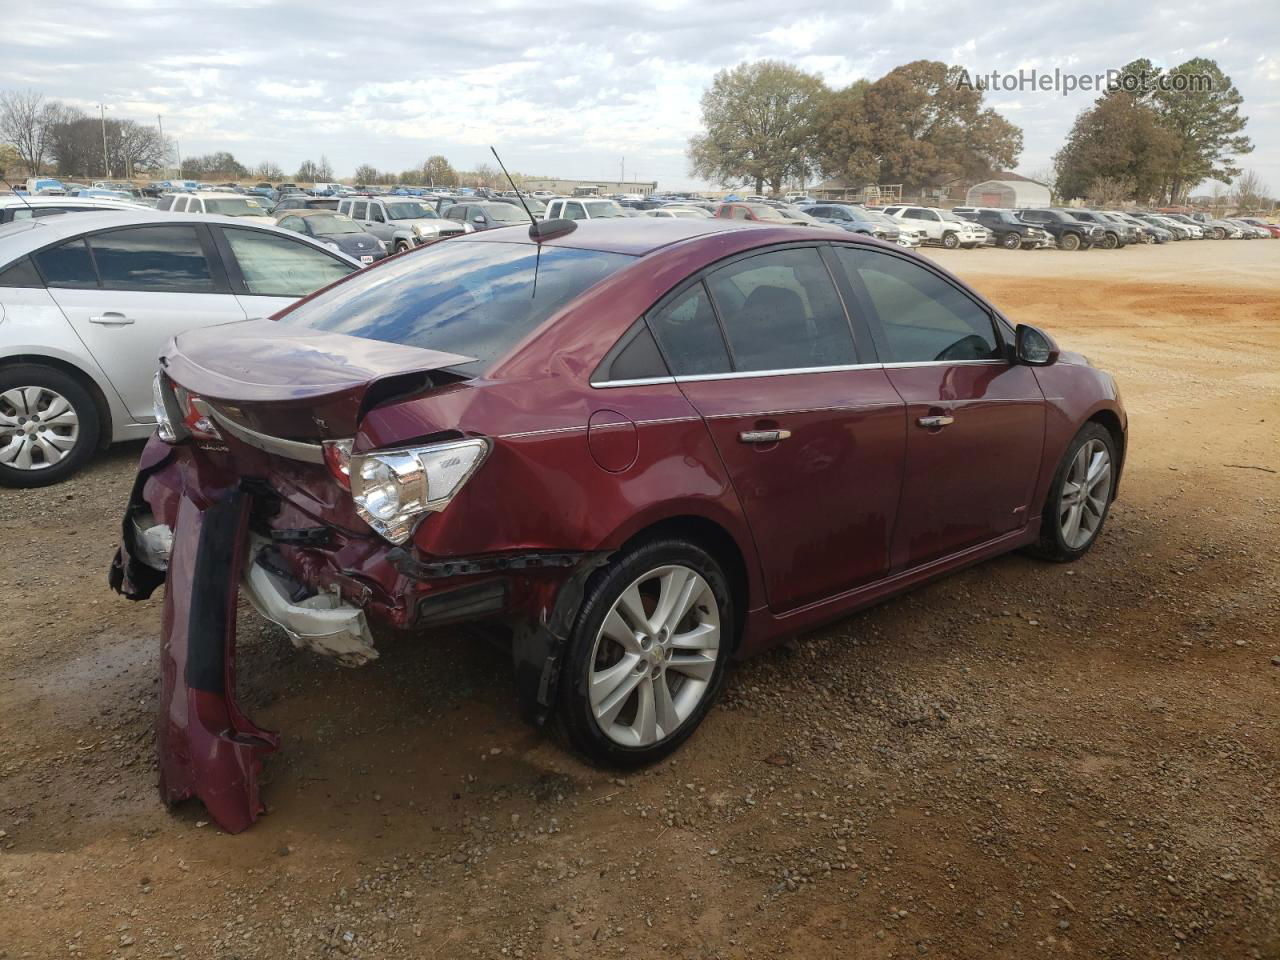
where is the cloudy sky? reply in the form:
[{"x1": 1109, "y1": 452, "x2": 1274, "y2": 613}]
[{"x1": 4, "y1": 0, "x2": 1276, "y2": 192}]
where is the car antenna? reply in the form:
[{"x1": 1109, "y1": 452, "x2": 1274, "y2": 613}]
[
  {"x1": 489, "y1": 145, "x2": 575, "y2": 242},
  {"x1": 0, "y1": 170, "x2": 36, "y2": 214}
]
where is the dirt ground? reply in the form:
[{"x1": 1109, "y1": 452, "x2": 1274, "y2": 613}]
[{"x1": 1, "y1": 238, "x2": 1277, "y2": 960}]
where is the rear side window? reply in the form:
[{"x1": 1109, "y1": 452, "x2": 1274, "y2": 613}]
[
  {"x1": 704, "y1": 247, "x2": 856, "y2": 372},
  {"x1": 280, "y1": 240, "x2": 633, "y2": 376},
  {"x1": 0, "y1": 257, "x2": 43, "y2": 287},
  {"x1": 594, "y1": 323, "x2": 669, "y2": 383},
  {"x1": 647, "y1": 281, "x2": 731, "y2": 376},
  {"x1": 834, "y1": 247, "x2": 1000, "y2": 364},
  {"x1": 156, "y1": 196, "x2": 174, "y2": 211},
  {"x1": 34, "y1": 239, "x2": 97, "y2": 288},
  {"x1": 89, "y1": 225, "x2": 216, "y2": 293},
  {"x1": 223, "y1": 228, "x2": 355, "y2": 297}
]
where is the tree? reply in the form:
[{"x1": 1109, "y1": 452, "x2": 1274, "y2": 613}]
[
  {"x1": 469, "y1": 162, "x2": 500, "y2": 188},
  {"x1": 316, "y1": 155, "x2": 333, "y2": 181},
  {"x1": 353, "y1": 163, "x2": 381, "y2": 184},
  {"x1": 181, "y1": 151, "x2": 247, "y2": 180},
  {"x1": 1152, "y1": 58, "x2": 1252, "y2": 202},
  {"x1": 688, "y1": 60, "x2": 828, "y2": 195},
  {"x1": 813, "y1": 81, "x2": 876, "y2": 186},
  {"x1": 295, "y1": 159, "x2": 322, "y2": 182},
  {"x1": 253, "y1": 160, "x2": 284, "y2": 181},
  {"x1": 1053, "y1": 92, "x2": 1177, "y2": 201},
  {"x1": 1084, "y1": 175, "x2": 1136, "y2": 207},
  {"x1": 1231, "y1": 169, "x2": 1269, "y2": 213},
  {"x1": 423, "y1": 155, "x2": 456, "y2": 187},
  {"x1": 0, "y1": 89, "x2": 64, "y2": 175},
  {"x1": 829, "y1": 60, "x2": 1021, "y2": 194}
]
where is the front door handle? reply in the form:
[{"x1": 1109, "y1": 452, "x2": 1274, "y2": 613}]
[
  {"x1": 739, "y1": 429, "x2": 791, "y2": 444},
  {"x1": 916, "y1": 415, "x2": 955, "y2": 429},
  {"x1": 89, "y1": 312, "x2": 134, "y2": 325}
]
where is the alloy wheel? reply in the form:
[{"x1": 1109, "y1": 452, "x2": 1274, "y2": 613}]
[
  {"x1": 588, "y1": 564, "x2": 720, "y2": 748},
  {"x1": 0, "y1": 386, "x2": 80, "y2": 472},
  {"x1": 1059, "y1": 438, "x2": 1111, "y2": 550}
]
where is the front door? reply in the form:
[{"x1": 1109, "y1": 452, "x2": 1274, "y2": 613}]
[
  {"x1": 36, "y1": 225, "x2": 245, "y2": 422},
  {"x1": 832, "y1": 246, "x2": 1045, "y2": 569},
  {"x1": 647, "y1": 246, "x2": 906, "y2": 612}
]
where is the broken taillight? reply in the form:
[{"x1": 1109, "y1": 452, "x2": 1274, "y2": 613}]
[{"x1": 323, "y1": 439, "x2": 353, "y2": 490}]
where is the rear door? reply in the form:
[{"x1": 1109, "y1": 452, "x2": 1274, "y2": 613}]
[
  {"x1": 38, "y1": 224, "x2": 244, "y2": 422},
  {"x1": 648, "y1": 244, "x2": 906, "y2": 612},
  {"x1": 831, "y1": 245, "x2": 1045, "y2": 569},
  {"x1": 212, "y1": 225, "x2": 358, "y2": 319}
]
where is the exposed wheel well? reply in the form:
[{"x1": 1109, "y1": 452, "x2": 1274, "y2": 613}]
[
  {"x1": 1087, "y1": 409, "x2": 1126, "y2": 475},
  {"x1": 616, "y1": 515, "x2": 751, "y2": 649},
  {"x1": 0, "y1": 354, "x2": 113, "y2": 448}
]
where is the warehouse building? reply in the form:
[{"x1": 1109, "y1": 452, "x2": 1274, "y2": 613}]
[
  {"x1": 964, "y1": 172, "x2": 1052, "y2": 209},
  {"x1": 520, "y1": 178, "x2": 658, "y2": 197}
]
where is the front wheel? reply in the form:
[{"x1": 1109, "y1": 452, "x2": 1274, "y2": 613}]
[
  {"x1": 1060, "y1": 232, "x2": 1081, "y2": 251},
  {"x1": 394, "y1": 239, "x2": 411, "y2": 253},
  {"x1": 1027, "y1": 423, "x2": 1117, "y2": 562},
  {"x1": 556, "y1": 539, "x2": 733, "y2": 767},
  {"x1": 941, "y1": 231, "x2": 959, "y2": 249},
  {"x1": 0, "y1": 365, "x2": 101, "y2": 488},
  {"x1": 1100, "y1": 233, "x2": 1119, "y2": 250},
  {"x1": 1001, "y1": 232, "x2": 1021, "y2": 250}
]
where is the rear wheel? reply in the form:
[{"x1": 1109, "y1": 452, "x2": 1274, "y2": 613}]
[
  {"x1": 1027, "y1": 423, "x2": 1117, "y2": 562},
  {"x1": 1060, "y1": 232, "x2": 1081, "y2": 251},
  {"x1": 941, "y1": 231, "x2": 959, "y2": 249},
  {"x1": 1001, "y1": 232, "x2": 1021, "y2": 249},
  {"x1": 0, "y1": 364, "x2": 101, "y2": 488},
  {"x1": 1100, "y1": 232, "x2": 1119, "y2": 250},
  {"x1": 394, "y1": 239, "x2": 411, "y2": 253},
  {"x1": 556, "y1": 539, "x2": 733, "y2": 767}
]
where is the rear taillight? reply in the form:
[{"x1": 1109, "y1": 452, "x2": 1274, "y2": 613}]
[
  {"x1": 323, "y1": 439, "x2": 353, "y2": 490},
  {"x1": 176, "y1": 388, "x2": 221, "y2": 440}
]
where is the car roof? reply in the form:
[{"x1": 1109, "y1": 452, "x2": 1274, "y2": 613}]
[
  {"x1": 458, "y1": 217, "x2": 773, "y2": 256},
  {"x1": 0, "y1": 195, "x2": 147, "y2": 209}
]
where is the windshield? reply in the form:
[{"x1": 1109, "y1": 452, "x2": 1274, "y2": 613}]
[
  {"x1": 307, "y1": 214, "x2": 363, "y2": 235},
  {"x1": 385, "y1": 202, "x2": 438, "y2": 220},
  {"x1": 203, "y1": 198, "x2": 266, "y2": 216},
  {"x1": 940, "y1": 212, "x2": 966, "y2": 222},
  {"x1": 280, "y1": 240, "x2": 634, "y2": 375},
  {"x1": 484, "y1": 203, "x2": 533, "y2": 223},
  {"x1": 746, "y1": 204, "x2": 787, "y2": 221},
  {"x1": 778, "y1": 208, "x2": 818, "y2": 222},
  {"x1": 584, "y1": 201, "x2": 626, "y2": 219},
  {"x1": 859, "y1": 210, "x2": 897, "y2": 225}
]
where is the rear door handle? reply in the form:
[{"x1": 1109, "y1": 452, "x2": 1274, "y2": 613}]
[
  {"x1": 916, "y1": 415, "x2": 954, "y2": 429},
  {"x1": 739, "y1": 429, "x2": 791, "y2": 444},
  {"x1": 88, "y1": 312, "x2": 134, "y2": 325}
]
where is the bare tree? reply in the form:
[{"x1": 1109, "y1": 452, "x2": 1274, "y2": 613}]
[
  {"x1": 253, "y1": 161, "x2": 284, "y2": 181},
  {"x1": 0, "y1": 89, "x2": 63, "y2": 176},
  {"x1": 1231, "y1": 169, "x2": 1270, "y2": 214}
]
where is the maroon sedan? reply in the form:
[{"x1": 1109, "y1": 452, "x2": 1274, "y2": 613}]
[{"x1": 111, "y1": 218, "x2": 1126, "y2": 832}]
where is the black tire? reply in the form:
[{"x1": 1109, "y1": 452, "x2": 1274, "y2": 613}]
[
  {"x1": 1212, "y1": 227, "x2": 1225, "y2": 240},
  {"x1": 394, "y1": 239, "x2": 411, "y2": 253},
  {"x1": 556, "y1": 538, "x2": 734, "y2": 767},
  {"x1": 941, "y1": 231, "x2": 959, "y2": 249},
  {"x1": 1001, "y1": 232, "x2": 1021, "y2": 249},
  {"x1": 1059, "y1": 232, "x2": 1081, "y2": 251},
  {"x1": 0, "y1": 363, "x2": 101, "y2": 488},
  {"x1": 1026, "y1": 422, "x2": 1118, "y2": 563},
  {"x1": 1100, "y1": 232, "x2": 1119, "y2": 250}
]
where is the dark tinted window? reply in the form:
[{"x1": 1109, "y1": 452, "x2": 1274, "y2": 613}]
[
  {"x1": 0, "y1": 256, "x2": 43, "y2": 287},
  {"x1": 89, "y1": 226, "x2": 216, "y2": 292},
  {"x1": 280, "y1": 240, "x2": 633, "y2": 375},
  {"x1": 647, "y1": 281, "x2": 731, "y2": 376},
  {"x1": 705, "y1": 248, "x2": 856, "y2": 372},
  {"x1": 34, "y1": 239, "x2": 97, "y2": 287},
  {"x1": 596, "y1": 323, "x2": 668, "y2": 383},
  {"x1": 156, "y1": 196, "x2": 174, "y2": 211},
  {"x1": 835, "y1": 247, "x2": 1000, "y2": 364}
]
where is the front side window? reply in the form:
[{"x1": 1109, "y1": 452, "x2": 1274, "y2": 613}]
[
  {"x1": 835, "y1": 247, "x2": 1000, "y2": 364},
  {"x1": 564, "y1": 202, "x2": 586, "y2": 220},
  {"x1": 89, "y1": 225, "x2": 216, "y2": 292},
  {"x1": 223, "y1": 228, "x2": 355, "y2": 297},
  {"x1": 349, "y1": 201, "x2": 367, "y2": 220},
  {"x1": 279, "y1": 240, "x2": 633, "y2": 375},
  {"x1": 203, "y1": 198, "x2": 266, "y2": 217},
  {"x1": 646, "y1": 281, "x2": 731, "y2": 376}
]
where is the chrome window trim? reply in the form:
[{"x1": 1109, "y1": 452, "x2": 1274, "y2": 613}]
[{"x1": 590, "y1": 358, "x2": 1010, "y2": 388}]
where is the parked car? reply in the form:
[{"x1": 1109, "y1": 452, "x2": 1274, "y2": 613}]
[
  {"x1": 337, "y1": 197, "x2": 469, "y2": 252},
  {"x1": 0, "y1": 211, "x2": 361, "y2": 486},
  {"x1": 1135, "y1": 214, "x2": 1192, "y2": 240},
  {"x1": 1237, "y1": 217, "x2": 1280, "y2": 238},
  {"x1": 641, "y1": 206, "x2": 712, "y2": 219},
  {"x1": 1185, "y1": 213, "x2": 1237, "y2": 240},
  {"x1": 1065, "y1": 210, "x2": 1137, "y2": 248},
  {"x1": 1104, "y1": 211, "x2": 1170, "y2": 244},
  {"x1": 444, "y1": 200, "x2": 534, "y2": 231},
  {"x1": 23, "y1": 178, "x2": 67, "y2": 195},
  {"x1": 801, "y1": 203, "x2": 900, "y2": 243},
  {"x1": 1017, "y1": 209, "x2": 1104, "y2": 251},
  {"x1": 1156, "y1": 213, "x2": 1207, "y2": 238},
  {"x1": 713, "y1": 202, "x2": 797, "y2": 224},
  {"x1": 271, "y1": 195, "x2": 339, "y2": 213},
  {"x1": 157, "y1": 192, "x2": 275, "y2": 224},
  {"x1": 0, "y1": 194, "x2": 150, "y2": 224},
  {"x1": 275, "y1": 210, "x2": 388, "y2": 264},
  {"x1": 880, "y1": 206, "x2": 985, "y2": 249},
  {"x1": 108, "y1": 217, "x2": 1126, "y2": 833},
  {"x1": 1225, "y1": 218, "x2": 1268, "y2": 239},
  {"x1": 956, "y1": 208, "x2": 1052, "y2": 249},
  {"x1": 544, "y1": 197, "x2": 629, "y2": 220}
]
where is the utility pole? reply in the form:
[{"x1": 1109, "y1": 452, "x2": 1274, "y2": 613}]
[
  {"x1": 99, "y1": 104, "x2": 111, "y2": 178},
  {"x1": 620, "y1": 157, "x2": 624, "y2": 186},
  {"x1": 156, "y1": 114, "x2": 166, "y2": 179}
]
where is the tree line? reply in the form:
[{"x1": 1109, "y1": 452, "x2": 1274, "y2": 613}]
[{"x1": 690, "y1": 56, "x2": 1259, "y2": 206}]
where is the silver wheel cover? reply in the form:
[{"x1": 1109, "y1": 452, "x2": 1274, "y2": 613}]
[
  {"x1": 1059, "y1": 438, "x2": 1111, "y2": 549},
  {"x1": 588, "y1": 564, "x2": 720, "y2": 748},
  {"x1": 0, "y1": 386, "x2": 80, "y2": 471}
]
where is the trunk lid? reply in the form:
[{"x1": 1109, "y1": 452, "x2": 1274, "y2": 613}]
[{"x1": 161, "y1": 319, "x2": 473, "y2": 440}]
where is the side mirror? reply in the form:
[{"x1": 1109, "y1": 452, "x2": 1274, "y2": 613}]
[
  {"x1": 1015, "y1": 324, "x2": 1059, "y2": 366},
  {"x1": 475, "y1": 216, "x2": 487, "y2": 223}
]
